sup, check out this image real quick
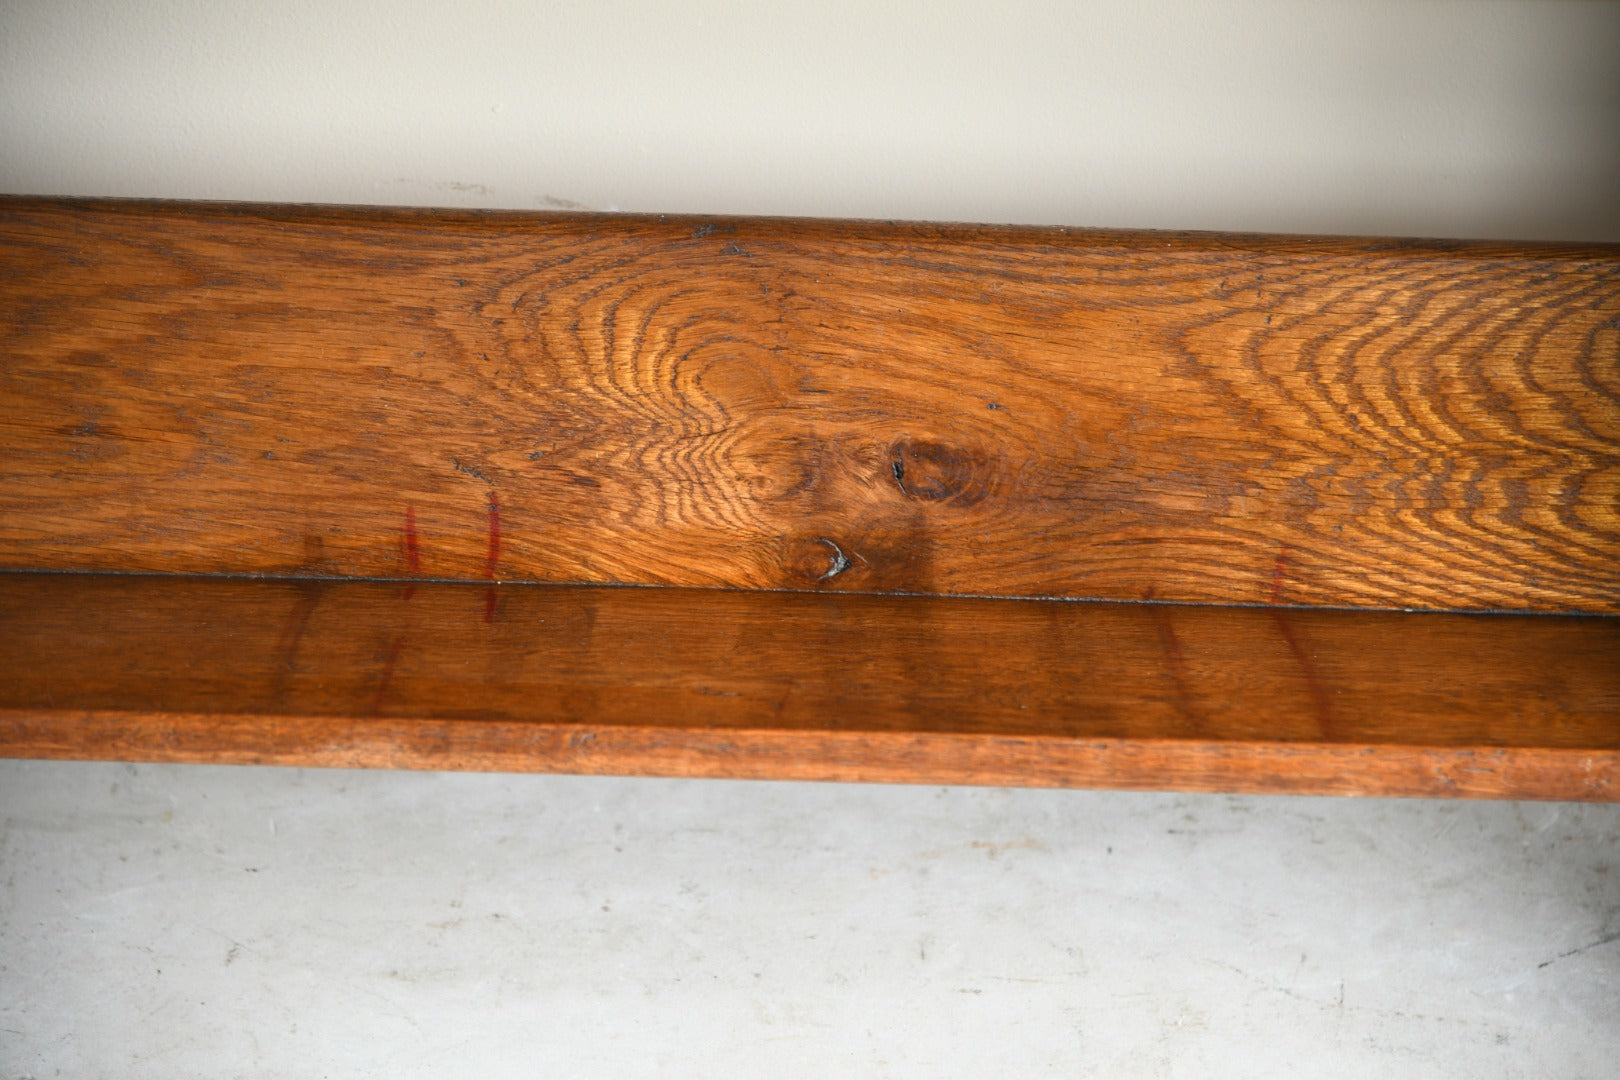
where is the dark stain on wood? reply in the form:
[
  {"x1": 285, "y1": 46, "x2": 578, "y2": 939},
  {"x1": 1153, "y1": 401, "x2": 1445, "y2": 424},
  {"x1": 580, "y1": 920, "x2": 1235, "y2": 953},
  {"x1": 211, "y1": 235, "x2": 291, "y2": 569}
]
[{"x1": 890, "y1": 439, "x2": 992, "y2": 506}]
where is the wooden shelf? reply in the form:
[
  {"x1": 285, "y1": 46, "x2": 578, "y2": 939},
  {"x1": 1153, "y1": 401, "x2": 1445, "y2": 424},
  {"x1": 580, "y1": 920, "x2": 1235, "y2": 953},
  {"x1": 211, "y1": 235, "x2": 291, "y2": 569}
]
[
  {"x1": 1, "y1": 198, "x2": 1615, "y2": 797},
  {"x1": 3, "y1": 573, "x2": 1614, "y2": 799}
]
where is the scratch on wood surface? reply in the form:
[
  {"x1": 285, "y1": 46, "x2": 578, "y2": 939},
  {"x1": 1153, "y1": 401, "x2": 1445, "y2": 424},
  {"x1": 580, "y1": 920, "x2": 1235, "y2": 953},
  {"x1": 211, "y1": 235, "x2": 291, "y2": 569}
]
[
  {"x1": 816, "y1": 538, "x2": 852, "y2": 581},
  {"x1": 371, "y1": 635, "x2": 405, "y2": 715},
  {"x1": 483, "y1": 492, "x2": 502, "y2": 623}
]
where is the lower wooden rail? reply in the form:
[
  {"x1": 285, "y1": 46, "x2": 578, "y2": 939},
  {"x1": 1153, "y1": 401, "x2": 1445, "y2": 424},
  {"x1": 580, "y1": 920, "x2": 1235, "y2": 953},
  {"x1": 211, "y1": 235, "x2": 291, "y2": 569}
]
[{"x1": 3, "y1": 573, "x2": 1615, "y2": 799}]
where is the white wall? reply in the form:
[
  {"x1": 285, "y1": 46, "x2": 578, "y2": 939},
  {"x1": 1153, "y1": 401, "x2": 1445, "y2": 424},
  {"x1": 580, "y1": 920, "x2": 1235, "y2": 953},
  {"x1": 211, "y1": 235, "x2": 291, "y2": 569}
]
[{"x1": 4, "y1": 0, "x2": 1619, "y2": 240}]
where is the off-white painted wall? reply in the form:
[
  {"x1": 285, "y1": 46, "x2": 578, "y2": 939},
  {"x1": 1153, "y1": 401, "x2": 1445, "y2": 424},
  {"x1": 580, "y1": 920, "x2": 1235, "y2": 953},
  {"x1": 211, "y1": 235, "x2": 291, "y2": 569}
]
[{"x1": 4, "y1": 0, "x2": 1618, "y2": 240}]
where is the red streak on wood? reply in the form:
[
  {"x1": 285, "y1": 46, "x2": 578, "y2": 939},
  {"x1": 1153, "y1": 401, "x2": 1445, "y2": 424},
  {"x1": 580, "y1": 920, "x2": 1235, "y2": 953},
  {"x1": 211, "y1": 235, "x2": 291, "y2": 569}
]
[
  {"x1": 483, "y1": 493, "x2": 501, "y2": 622},
  {"x1": 403, "y1": 505, "x2": 421, "y2": 574},
  {"x1": 401, "y1": 505, "x2": 422, "y2": 600},
  {"x1": 484, "y1": 493, "x2": 501, "y2": 580}
]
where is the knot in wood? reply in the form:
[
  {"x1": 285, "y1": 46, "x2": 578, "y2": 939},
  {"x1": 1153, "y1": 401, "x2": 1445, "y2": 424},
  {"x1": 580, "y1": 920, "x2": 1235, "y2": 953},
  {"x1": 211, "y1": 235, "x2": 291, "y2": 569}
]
[{"x1": 890, "y1": 439, "x2": 991, "y2": 505}]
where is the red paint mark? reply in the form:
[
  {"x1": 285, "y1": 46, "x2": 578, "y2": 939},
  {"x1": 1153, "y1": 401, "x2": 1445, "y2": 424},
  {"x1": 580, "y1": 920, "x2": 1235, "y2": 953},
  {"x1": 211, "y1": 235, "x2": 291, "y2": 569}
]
[
  {"x1": 1270, "y1": 547, "x2": 1289, "y2": 605},
  {"x1": 403, "y1": 505, "x2": 421, "y2": 574},
  {"x1": 371, "y1": 634, "x2": 405, "y2": 714},
  {"x1": 401, "y1": 505, "x2": 422, "y2": 600},
  {"x1": 484, "y1": 493, "x2": 502, "y2": 579},
  {"x1": 483, "y1": 491, "x2": 501, "y2": 623}
]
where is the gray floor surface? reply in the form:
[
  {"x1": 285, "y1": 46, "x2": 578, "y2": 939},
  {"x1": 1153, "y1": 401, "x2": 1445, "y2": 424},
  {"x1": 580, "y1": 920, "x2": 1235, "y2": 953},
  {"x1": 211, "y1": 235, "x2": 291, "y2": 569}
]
[{"x1": 2, "y1": 760, "x2": 1616, "y2": 1078}]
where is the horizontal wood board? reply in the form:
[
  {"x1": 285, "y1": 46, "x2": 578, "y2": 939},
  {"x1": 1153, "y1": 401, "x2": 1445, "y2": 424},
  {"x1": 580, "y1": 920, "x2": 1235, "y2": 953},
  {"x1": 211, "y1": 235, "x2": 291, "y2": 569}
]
[
  {"x1": 2, "y1": 573, "x2": 1616, "y2": 798},
  {"x1": 1, "y1": 199, "x2": 1617, "y2": 611}
]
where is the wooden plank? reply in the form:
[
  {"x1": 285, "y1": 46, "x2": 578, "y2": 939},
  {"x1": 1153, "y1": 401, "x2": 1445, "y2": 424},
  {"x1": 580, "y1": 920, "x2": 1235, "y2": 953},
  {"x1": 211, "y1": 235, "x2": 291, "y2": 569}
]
[
  {"x1": 2, "y1": 573, "x2": 1615, "y2": 799},
  {"x1": 1, "y1": 198, "x2": 1616, "y2": 612}
]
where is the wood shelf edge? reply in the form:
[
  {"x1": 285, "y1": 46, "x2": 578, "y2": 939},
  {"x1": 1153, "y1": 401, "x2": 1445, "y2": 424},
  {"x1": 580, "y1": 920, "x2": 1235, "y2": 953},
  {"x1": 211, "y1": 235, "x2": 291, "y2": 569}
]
[{"x1": 4, "y1": 709, "x2": 1614, "y2": 802}]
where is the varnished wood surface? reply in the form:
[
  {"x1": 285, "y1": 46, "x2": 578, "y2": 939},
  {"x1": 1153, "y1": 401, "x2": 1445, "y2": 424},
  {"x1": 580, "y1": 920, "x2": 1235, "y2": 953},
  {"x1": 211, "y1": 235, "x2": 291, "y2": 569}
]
[
  {"x1": 2, "y1": 198, "x2": 1616, "y2": 612},
  {"x1": 2, "y1": 574, "x2": 1615, "y2": 798}
]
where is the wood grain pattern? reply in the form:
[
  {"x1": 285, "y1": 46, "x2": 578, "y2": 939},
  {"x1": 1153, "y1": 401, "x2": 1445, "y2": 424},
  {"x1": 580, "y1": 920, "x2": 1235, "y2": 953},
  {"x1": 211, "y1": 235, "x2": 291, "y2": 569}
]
[
  {"x1": 2, "y1": 198, "x2": 1617, "y2": 611},
  {"x1": 2, "y1": 573, "x2": 1616, "y2": 799}
]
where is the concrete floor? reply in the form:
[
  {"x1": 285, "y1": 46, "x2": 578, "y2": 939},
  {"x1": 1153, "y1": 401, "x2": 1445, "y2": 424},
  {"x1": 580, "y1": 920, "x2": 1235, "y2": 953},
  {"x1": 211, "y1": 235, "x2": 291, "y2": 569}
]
[{"x1": 2, "y1": 761, "x2": 1615, "y2": 1078}]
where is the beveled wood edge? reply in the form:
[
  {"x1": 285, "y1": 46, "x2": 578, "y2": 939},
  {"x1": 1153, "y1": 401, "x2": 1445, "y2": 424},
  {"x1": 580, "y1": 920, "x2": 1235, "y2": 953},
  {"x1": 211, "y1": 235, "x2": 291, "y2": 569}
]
[
  {"x1": 4, "y1": 709, "x2": 1614, "y2": 801},
  {"x1": 8, "y1": 194, "x2": 1619, "y2": 257}
]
